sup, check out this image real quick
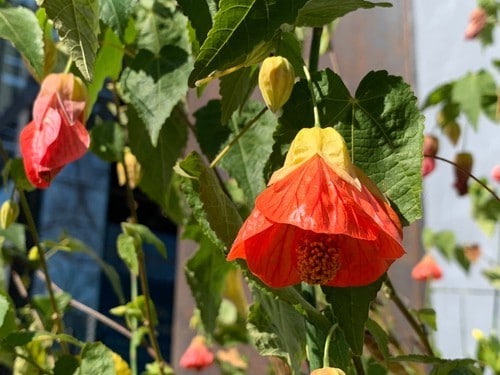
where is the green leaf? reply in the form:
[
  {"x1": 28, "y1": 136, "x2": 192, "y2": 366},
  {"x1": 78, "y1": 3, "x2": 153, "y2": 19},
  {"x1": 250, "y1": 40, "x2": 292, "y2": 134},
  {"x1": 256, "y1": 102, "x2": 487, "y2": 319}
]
[
  {"x1": 194, "y1": 100, "x2": 232, "y2": 160},
  {"x1": 188, "y1": 0, "x2": 308, "y2": 86},
  {"x1": 77, "y1": 342, "x2": 115, "y2": 375},
  {"x1": 40, "y1": 0, "x2": 100, "y2": 81},
  {"x1": 268, "y1": 69, "x2": 424, "y2": 225},
  {"x1": 36, "y1": 8, "x2": 57, "y2": 78},
  {"x1": 247, "y1": 286, "x2": 307, "y2": 374},
  {"x1": 127, "y1": 107, "x2": 188, "y2": 222},
  {"x1": 0, "y1": 293, "x2": 16, "y2": 339},
  {"x1": 452, "y1": 70, "x2": 497, "y2": 129},
  {"x1": 414, "y1": 308, "x2": 437, "y2": 331},
  {"x1": 117, "y1": 233, "x2": 139, "y2": 275},
  {"x1": 296, "y1": 0, "x2": 392, "y2": 27},
  {"x1": 275, "y1": 32, "x2": 306, "y2": 79},
  {"x1": 322, "y1": 275, "x2": 384, "y2": 355},
  {"x1": 469, "y1": 179, "x2": 500, "y2": 236},
  {"x1": 483, "y1": 266, "x2": 500, "y2": 289},
  {"x1": 366, "y1": 318, "x2": 390, "y2": 359},
  {"x1": 99, "y1": 0, "x2": 137, "y2": 40},
  {"x1": 0, "y1": 7, "x2": 44, "y2": 80},
  {"x1": 120, "y1": 46, "x2": 192, "y2": 146},
  {"x1": 422, "y1": 82, "x2": 453, "y2": 109},
  {"x1": 176, "y1": 151, "x2": 243, "y2": 250},
  {"x1": 433, "y1": 230, "x2": 456, "y2": 260},
  {"x1": 430, "y1": 359, "x2": 480, "y2": 375},
  {"x1": 177, "y1": 0, "x2": 213, "y2": 45},
  {"x1": 220, "y1": 101, "x2": 277, "y2": 204},
  {"x1": 184, "y1": 227, "x2": 232, "y2": 336},
  {"x1": 89, "y1": 122, "x2": 126, "y2": 163},
  {"x1": 121, "y1": 222, "x2": 167, "y2": 259},
  {"x1": 0, "y1": 222, "x2": 26, "y2": 254},
  {"x1": 2, "y1": 331, "x2": 36, "y2": 347},
  {"x1": 86, "y1": 28, "x2": 124, "y2": 118},
  {"x1": 54, "y1": 355, "x2": 80, "y2": 375},
  {"x1": 454, "y1": 245, "x2": 471, "y2": 273},
  {"x1": 4, "y1": 158, "x2": 35, "y2": 192},
  {"x1": 220, "y1": 66, "x2": 259, "y2": 125}
]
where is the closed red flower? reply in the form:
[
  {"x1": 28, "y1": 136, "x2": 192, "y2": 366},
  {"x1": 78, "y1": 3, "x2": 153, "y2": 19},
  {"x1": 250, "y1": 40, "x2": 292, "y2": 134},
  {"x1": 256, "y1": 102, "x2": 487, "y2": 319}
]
[
  {"x1": 411, "y1": 254, "x2": 443, "y2": 281},
  {"x1": 227, "y1": 127, "x2": 405, "y2": 288},
  {"x1": 179, "y1": 335, "x2": 214, "y2": 371},
  {"x1": 19, "y1": 73, "x2": 89, "y2": 188}
]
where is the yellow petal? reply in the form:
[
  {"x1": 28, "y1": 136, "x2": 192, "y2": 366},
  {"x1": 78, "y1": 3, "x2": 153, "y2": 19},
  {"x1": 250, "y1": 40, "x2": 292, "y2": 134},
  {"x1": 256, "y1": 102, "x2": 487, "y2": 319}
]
[{"x1": 269, "y1": 127, "x2": 361, "y2": 190}]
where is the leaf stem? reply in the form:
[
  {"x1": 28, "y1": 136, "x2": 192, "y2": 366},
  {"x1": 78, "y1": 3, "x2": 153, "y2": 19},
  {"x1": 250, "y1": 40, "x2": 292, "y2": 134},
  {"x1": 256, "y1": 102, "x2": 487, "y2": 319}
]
[
  {"x1": 352, "y1": 355, "x2": 366, "y2": 375},
  {"x1": 323, "y1": 323, "x2": 338, "y2": 367},
  {"x1": 18, "y1": 189, "x2": 69, "y2": 354},
  {"x1": 210, "y1": 106, "x2": 268, "y2": 168},
  {"x1": 303, "y1": 66, "x2": 321, "y2": 128},
  {"x1": 63, "y1": 57, "x2": 73, "y2": 74},
  {"x1": 308, "y1": 27, "x2": 323, "y2": 73},
  {"x1": 384, "y1": 277, "x2": 435, "y2": 356},
  {"x1": 428, "y1": 154, "x2": 500, "y2": 201}
]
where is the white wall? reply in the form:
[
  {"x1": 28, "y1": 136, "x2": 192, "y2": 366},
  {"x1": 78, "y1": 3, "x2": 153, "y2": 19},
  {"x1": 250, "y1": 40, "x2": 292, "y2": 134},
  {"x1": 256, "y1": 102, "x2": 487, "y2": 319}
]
[{"x1": 413, "y1": 1, "x2": 500, "y2": 358}]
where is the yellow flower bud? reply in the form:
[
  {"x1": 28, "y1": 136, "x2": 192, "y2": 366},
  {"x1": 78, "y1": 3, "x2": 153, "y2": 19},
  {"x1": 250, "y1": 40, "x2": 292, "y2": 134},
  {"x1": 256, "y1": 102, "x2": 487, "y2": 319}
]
[
  {"x1": 116, "y1": 147, "x2": 142, "y2": 189},
  {"x1": 0, "y1": 200, "x2": 20, "y2": 229},
  {"x1": 310, "y1": 367, "x2": 347, "y2": 375},
  {"x1": 258, "y1": 56, "x2": 295, "y2": 114},
  {"x1": 28, "y1": 246, "x2": 40, "y2": 262}
]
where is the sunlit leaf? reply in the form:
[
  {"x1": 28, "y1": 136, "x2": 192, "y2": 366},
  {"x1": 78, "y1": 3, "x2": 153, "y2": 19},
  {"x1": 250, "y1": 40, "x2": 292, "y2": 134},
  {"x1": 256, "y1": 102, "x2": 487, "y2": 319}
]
[
  {"x1": 0, "y1": 293, "x2": 16, "y2": 339},
  {"x1": 121, "y1": 222, "x2": 167, "y2": 259},
  {"x1": 117, "y1": 233, "x2": 139, "y2": 275},
  {"x1": 99, "y1": 0, "x2": 137, "y2": 40},
  {"x1": 78, "y1": 342, "x2": 115, "y2": 375},
  {"x1": 296, "y1": 0, "x2": 392, "y2": 27},
  {"x1": 39, "y1": 0, "x2": 100, "y2": 81},
  {"x1": 0, "y1": 7, "x2": 44, "y2": 80},
  {"x1": 188, "y1": 0, "x2": 308, "y2": 86}
]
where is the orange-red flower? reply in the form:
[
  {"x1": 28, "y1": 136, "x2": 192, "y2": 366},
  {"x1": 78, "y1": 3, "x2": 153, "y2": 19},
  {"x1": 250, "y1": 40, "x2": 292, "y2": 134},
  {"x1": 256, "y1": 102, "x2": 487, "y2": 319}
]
[
  {"x1": 179, "y1": 335, "x2": 214, "y2": 371},
  {"x1": 411, "y1": 254, "x2": 443, "y2": 281},
  {"x1": 19, "y1": 73, "x2": 89, "y2": 188},
  {"x1": 227, "y1": 127, "x2": 405, "y2": 288}
]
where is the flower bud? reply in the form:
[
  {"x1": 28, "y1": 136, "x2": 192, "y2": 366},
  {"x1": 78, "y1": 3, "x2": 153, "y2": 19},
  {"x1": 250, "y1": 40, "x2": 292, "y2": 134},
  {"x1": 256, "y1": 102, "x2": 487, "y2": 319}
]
[
  {"x1": 491, "y1": 165, "x2": 500, "y2": 183},
  {"x1": 463, "y1": 244, "x2": 481, "y2": 263},
  {"x1": 423, "y1": 134, "x2": 439, "y2": 157},
  {"x1": 310, "y1": 367, "x2": 347, "y2": 375},
  {"x1": 258, "y1": 56, "x2": 295, "y2": 113},
  {"x1": 465, "y1": 8, "x2": 488, "y2": 39},
  {"x1": 442, "y1": 121, "x2": 461, "y2": 145},
  {"x1": 453, "y1": 152, "x2": 473, "y2": 196},
  {"x1": 179, "y1": 335, "x2": 214, "y2": 371},
  {"x1": 116, "y1": 147, "x2": 142, "y2": 189},
  {"x1": 0, "y1": 200, "x2": 20, "y2": 229}
]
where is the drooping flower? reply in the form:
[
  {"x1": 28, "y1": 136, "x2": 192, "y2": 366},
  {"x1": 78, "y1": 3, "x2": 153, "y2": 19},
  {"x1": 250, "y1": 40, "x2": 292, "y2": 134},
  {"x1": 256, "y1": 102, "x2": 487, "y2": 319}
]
[
  {"x1": 227, "y1": 127, "x2": 405, "y2": 288},
  {"x1": 411, "y1": 254, "x2": 443, "y2": 281},
  {"x1": 465, "y1": 8, "x2": 488, "y2": 39},
  {"x1": 179, "y1": 335, "x2": 214, "y2": 371},
  {"x1": 19, "y1": 73, "x2": 89, "y2": 188}
]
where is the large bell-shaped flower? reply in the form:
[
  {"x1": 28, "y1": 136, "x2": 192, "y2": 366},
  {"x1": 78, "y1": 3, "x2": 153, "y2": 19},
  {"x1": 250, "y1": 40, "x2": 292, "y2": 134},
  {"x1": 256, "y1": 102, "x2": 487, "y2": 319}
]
[
  {"x1": 20, "y1": 73, "x2": 89, "y2": 188},
  {"x1": 227, "y1": 127, "x2": 405, "y2": 287}
]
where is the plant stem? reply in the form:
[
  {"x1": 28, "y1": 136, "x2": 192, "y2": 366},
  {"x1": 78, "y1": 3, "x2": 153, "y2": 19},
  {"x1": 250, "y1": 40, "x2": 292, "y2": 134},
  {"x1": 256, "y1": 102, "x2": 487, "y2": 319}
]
[
  {"x1": 18, "y1": 189, "x2": 69, "y2": 354},
  {"x1": 384, "y1": 277, "x2": 435, "y2": 356},
  {"x1": 429, "y1": 154, "x2": 500, "y2": 201},
  {"x1": 352, "y1": 355, "x2": 366, "y2": 375},
  {"x1": 308, "y1": 27, "x2": 323, "y2": 73},
  {"x1": 210, "y1": 106, "x2": 268, "y2": 168},
  {"x1": 323, "y1": 323, "x2": 338, "y2": 367}
]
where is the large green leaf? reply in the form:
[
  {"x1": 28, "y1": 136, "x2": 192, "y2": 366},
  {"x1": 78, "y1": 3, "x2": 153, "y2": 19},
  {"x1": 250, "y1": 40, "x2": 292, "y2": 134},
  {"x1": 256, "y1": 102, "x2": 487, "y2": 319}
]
[
  {"x1": 86, "y1": 27, "x2": 124, "y2": 118},
  {"x1": 247, "y1": 286, "x2": 307, "y2": 373},
  {"x1": 268, "y1": 69, "x2": 423, "y2": 225},
  {"x1": 322, "y1": 276, "x2": 384, "y2": 355},
  {"x1": 0, "y1": 7, "x2": 44, "y2": 80},
  {"x1": 219, "y1": 101, "x2": 276, "y2": 204},
  {"x1": 185, "y1": 226, "x2": 232, "y2": 336},
  {"x1": 452, "y1": 70, "x2": 497, "y2": 128},
  {"x1": 127, "y1": 107, "x2": 188, "y2": 220},
  {"x1": 99, "y1": 0, "x2": 136, "y2": 40},
  {"x1": 39, "y1": 0, "x2": 100, "y2": 81},
  {"x1": 177, "y1": 0, "x2": 213, "y2": 45},
  {"x1": 176, "y1": 152, "x2": 243, "y2": 250},
  {"x1": 296, "y1": 0, "x2": 392, "y2": 27},
  {"x1": 188, "y1": 0, "x2": 308, "y2": 86},
  {"x1": 77, "y1": 342, "x2": 114, "y2": 375},
  {"x1": 120, "y1": 0, "x2": 192, "y2": 145},
  {"x1": 194, "y1": 100, "x2": 232, "y2": 160}
]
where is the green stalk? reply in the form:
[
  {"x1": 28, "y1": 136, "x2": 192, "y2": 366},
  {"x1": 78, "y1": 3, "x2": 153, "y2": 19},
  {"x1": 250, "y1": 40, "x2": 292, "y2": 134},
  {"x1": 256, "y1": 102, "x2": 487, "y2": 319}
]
[{"x1": 210, "y1": 106, "x2": 267, "y2": 168}]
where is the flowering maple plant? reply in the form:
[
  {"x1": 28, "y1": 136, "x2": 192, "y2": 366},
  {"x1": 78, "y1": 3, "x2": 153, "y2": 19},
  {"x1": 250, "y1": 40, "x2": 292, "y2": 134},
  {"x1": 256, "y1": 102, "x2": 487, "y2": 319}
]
[{"x1": 0, "y1": 0, "x2": 499, "y2": 375}]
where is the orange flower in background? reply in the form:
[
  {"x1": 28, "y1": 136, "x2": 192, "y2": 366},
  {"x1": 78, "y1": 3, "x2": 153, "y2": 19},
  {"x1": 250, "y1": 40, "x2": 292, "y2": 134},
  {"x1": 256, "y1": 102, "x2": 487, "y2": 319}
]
[
  {"x1": 19, "y1": 73, "x2": 89, "y2": 188},
  {"x1": 179, "y1": 335, "x2": 214, "y2": 371},
  {"x1": 227, "y1": 127, "x2": 405, "y2": 288},
  {"x1": 411, "y1": 254, "x2": 443, "y2": 281}
]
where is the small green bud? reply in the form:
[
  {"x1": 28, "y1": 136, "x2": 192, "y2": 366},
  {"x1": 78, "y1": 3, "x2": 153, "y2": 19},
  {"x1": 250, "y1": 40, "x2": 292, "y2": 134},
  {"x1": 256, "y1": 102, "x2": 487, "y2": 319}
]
[
  {"x1": 0, "y1": 200, "x2": 20, "y2": 229},
  {"x1": 258, "y1": 56, "x2": 295, "y2": 114}
]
